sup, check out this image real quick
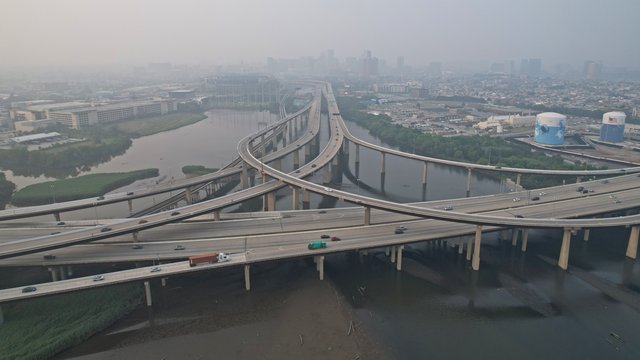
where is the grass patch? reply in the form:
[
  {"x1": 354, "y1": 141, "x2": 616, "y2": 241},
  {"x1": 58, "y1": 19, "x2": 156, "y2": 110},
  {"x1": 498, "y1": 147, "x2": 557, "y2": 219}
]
[
  {"x1": 0, "y1": 283, "x2": 142, "y2": 360},
  {"x1": 182, "y1": 165, "x2": 219, "y2": 176},
  {"x1": 11, "y1": 168, "x2": 158, "y2": 206},
  {"x1": 114, "y1": 112, "x2": 207, "y2": 137}
]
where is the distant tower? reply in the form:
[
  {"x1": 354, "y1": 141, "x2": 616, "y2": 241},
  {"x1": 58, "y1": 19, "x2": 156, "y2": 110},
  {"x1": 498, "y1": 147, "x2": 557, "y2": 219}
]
[
  {"x1": 600, "y1": 111, "x2": 626, "y2": 143},
  {"x1": 534, "y1": 112, "x2": 566, "y2": 145},
  {"x1": 584, "y1": 60, "x2": 602, "y2": 80}
]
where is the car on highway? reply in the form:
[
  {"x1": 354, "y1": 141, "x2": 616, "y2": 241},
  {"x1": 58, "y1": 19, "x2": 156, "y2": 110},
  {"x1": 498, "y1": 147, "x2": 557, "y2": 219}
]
[
  {"x1": 576, "y1": 186, "x2": 584, "y2": 192},
  {"x1": 582, "y1": 189, "x2": 589, "y2": 194},
  {"x1": 43, "y1": 254, "x2": 56, "y2": 260},
  {"x1": 538, "y1": 192, "x2": 546, "y2": 196},
  {"x1": 22, "y1": 286, "x2": 37, "y2": 293},
  {"x1": 93, "y1": 275, "x2": 105, "y2": 281},
  {"x1": 150, "y1": 266, "x2": 161, "y2": 273},
  {"x1": 331, "y1": 236, "x2": 341, "y2": 241},
  {"x1": 396, "y1": 225, "x2": 408, "y2": 231},
  {"x1": 512, "y1": 197, "x2": 521, "y2": 202},
  {"x1": 318, "y1": 210, "x2": 327, "y2": 214},
  {"x1": 443, "y1": 206, "x2": 454, "y2": 211},
  {"x1": 100, "y1": 227, "x2": 112, "y2": 233},
  {"x1": 308, "y1": 241, "x2": 327, "y2": 250},
  {"x1": 515, "y1": 215, "x2": 525, "y2": 218},
  {"x1": 531, "y1": 196, "x2": 540, "y2": 201},
  {"x1": 311, "y1": 164, "x2": 317, "y2": 168},
  {"x1": 127, "y1": 191, "x2": 134, "y2": 196},
  {"x1": 138, "y1": 219, "x2": 148, "y2": 224},
  {"x1": 320, "y1": 234, "x2": 331, "y2": 239},
  {"x1": 615, "y1": 199, "x2": 622, "y2": 203},
  {"x1": 394, "y1": 229, "x2": 405, "y2": 234},
  {"x1": 174, "y1": 245, "x2": 186, "y2": 250},
  {"x1": 56, "y1": 221, "x2": 66, "y2": 225},
  {"x1": 50, "y1": 231, "x2": 61, "y2": 235},
  {"x1": 132, "y1": 244, "x2": 143, "y2": 249},
  {"x1": 97, "y1": 196, "x2": 105, "y2": 201},
  {"x1": 171, "y1": 211, "x2": 180, "y2": 216},
  {"x1": 602, "y1": 179, "x2": 609, "y2": 184},
  {"x1": 323, "y1": 187, "x2": 333, "y2": 192}
]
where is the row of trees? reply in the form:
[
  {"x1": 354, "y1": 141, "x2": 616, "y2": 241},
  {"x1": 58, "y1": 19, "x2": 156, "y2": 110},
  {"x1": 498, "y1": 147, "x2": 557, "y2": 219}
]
[{"x1": 338, "y1": 96, "x2": 603, "y2": 188}]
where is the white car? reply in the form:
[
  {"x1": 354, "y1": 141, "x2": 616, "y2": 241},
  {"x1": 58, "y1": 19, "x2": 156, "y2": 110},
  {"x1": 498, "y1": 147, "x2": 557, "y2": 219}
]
[
  {"x1": 323, "y1": 187, "x2": 333, "y2": 192},
  {"x1": 512, "y1": 197, "x2": 521, "y2": 202}
]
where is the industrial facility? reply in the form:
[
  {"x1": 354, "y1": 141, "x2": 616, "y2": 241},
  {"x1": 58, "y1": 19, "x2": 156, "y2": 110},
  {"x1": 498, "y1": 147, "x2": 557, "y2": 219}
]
[
  {"x1": 600, "y1": 111, "x2": 626, "y2": 143},
  {"x1": 534, "y1": 112, "x2": 566, "y2": 145}
]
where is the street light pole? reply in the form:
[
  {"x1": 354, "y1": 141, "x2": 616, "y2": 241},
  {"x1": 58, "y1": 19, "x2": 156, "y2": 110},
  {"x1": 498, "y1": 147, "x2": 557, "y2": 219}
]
[{"x1": 50, "y1": 184, "x2": 56, "y2": 204}]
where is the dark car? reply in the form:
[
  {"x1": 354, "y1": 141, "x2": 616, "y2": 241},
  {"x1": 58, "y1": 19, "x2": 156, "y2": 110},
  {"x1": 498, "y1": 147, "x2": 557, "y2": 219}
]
[
  {"x1": 582, "y1": 189, "x2": 589, "y2": 194},
  {"x1": 515, "y1": 215, "x2": 525, "y2": 218},
  {"x1": 531, "y1": 196, "x2": 540, "y2": 201},
  {"x1": 97, "y1": 196, "x2": 105, "y2": 201},
  {"x1": 43, "y1": 254, "x2": 56, "y2": 260},
  {"x1": 320, "y1": 234, "x2": 331, "y2": 239},
  {"x1": 50, "y1": 231, "x2": 60, "y2": 235},
  {"x1": 311, "y1": 164, "x2": 317, "y2": 168},
  {"x1": 576, "y1": 186, "x2": 584, "y2": 192},
  {"x1": 394, "y1": 229, "x2": 405, "y2": 234},
  {"x1": 138, "y1": 219, "x2": 148, "y2": 224},
  {"x1": 100, "y1": 227, "x2": 112, "y2": 232},
  {"x1": 132, "y1": 244, "x2": 143, "y2": 249},
  {"x1": 56, "y1": 221, "x2": 66, "y2": 226},
  {"x1": 22, "y1": 286, "x2": 37, "y2": 293},
  {"x1": 174, "y1": 245, "x2": 186, "y2": 250},
  {"x1": 126, "y1": 191, "x2": 134, "y2": 196},
  {"x1": 318, "y1": 210, "x2": 327, "y2": 214},
  {"x1": 602, "y1": 179, "x2": 609, "y2": 184},
  {"x1": 330, "y1": 236, "x2": 341, "y2": 241},
  {"x1": 171, "y1": 211, "x2": 180, "y2": 216}
]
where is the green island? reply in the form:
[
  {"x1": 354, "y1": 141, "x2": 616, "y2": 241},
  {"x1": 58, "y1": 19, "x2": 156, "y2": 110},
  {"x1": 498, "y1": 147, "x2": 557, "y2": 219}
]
[
  {"x1": 0, "y1": 111, "x2": 208, "y2": 178},
  {"x1": 337, "y1": 96, "x2": 603, "y2": 189},
  {"x1": 182, "y1": 165, "x2": 220, "y2": 176},
  {"x1": 0, "y1": 172, "x2": 16, "y2": 209},
  {"x1": 0, "y1": 283, "x2": 141, "y2": 360},
  {"x1": 11, "y1": 168, "x2": 158, "y2": 206}
]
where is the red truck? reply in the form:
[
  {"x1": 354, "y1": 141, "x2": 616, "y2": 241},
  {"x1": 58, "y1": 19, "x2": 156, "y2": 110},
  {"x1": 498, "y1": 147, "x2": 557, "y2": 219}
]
[{"x1": 189, "y1": 253, "x2": 230, "y2": 267}]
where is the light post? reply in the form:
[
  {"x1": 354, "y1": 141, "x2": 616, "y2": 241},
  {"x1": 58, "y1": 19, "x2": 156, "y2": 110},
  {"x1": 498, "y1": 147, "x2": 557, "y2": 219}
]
[
  {"x1": 50, "y1": 184, "x2": 56, "y2": 204},
  {"x1": 356, "y1": 178, "x2": 361, "y2": 196}
]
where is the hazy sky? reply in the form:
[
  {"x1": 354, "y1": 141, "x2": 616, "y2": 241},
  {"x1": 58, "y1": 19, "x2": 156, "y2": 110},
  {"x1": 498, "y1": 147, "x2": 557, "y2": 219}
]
[{"x1": 2, "y1": 0, "x2": 639, "y2": 69}]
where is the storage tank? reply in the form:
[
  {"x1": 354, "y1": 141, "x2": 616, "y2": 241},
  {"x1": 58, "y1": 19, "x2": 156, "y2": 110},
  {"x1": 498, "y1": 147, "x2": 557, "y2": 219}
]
[
  {"x1": 534, "y1": 112, "x2": 566, "y2": 145},
  {"x1": 600, "y1": 111, "x2": 626, "y2": 143}
]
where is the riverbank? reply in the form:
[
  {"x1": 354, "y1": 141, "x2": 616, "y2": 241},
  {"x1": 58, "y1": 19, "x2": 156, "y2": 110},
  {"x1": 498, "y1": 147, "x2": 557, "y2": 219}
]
[
  {"x1": 11, "y1": 168, "x2": 158, "y2": 206},
  {"x1": 56, "y1": 260, "x2": 387, "y2": 360}
]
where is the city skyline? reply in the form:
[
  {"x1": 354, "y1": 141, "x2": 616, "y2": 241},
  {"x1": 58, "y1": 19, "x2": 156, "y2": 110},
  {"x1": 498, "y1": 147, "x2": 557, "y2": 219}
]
[{"x1": 2, "y1": 0, "x2": 640, "y2": 70}]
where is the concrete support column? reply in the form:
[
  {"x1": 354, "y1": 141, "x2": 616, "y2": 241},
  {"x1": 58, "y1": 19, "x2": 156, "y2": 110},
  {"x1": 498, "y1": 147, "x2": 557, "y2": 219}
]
[
  {"x1": 422, "y1": 162, "x2": 428, "y2": 186},
  {"x1": 380, "y1": 152, "x2": 386, "y2": 175},
  {"x1": 127, "y1": 199, "x2": 133, "y2": 214},
  {"x1": 323, "y1": 165, "x2": 331, "y2": 184},
  {"x1": 511, "y1": 228, "x2": 519, "y2": 247},
  {"x1": 466, "y1": 168, "x2": 472, "y2": 197},
  {"x1": 267, "y1": 192, "x2": 276, "y2": 211},
  {"x1": 66, "y1": 266, "x2": 73, "y2": 277},
  {"x1": 458, "y1": 241, "x2": 464, "y2": 255},
  {"x1": 355, "y1": 144, "x2": 360, "y2": 164},
  {"x1": 161, "y1": 278, "x2": 167, "y2": 287},
  {"x1": 396, "y1": 246, "x2": 404, "y2": 271},
  {"x1": 521, "y1": 229, "x2": 529, "y2": 252},
  {"x1": 343, "y1": 139, "x2": 350, "y2": 155},
  {"x1": 244, "y1": 265, "x2": 251, "y2": 291},
  {"x1": 132, "y1": 231, "x2": 139, "y2": 242},
  {"x1": 304, "y1": 143, "x2": 311, "y2": 160},
  {"x1": 49, "y1": 267, "x2": 59, "y2": 282},
  {"x1": 385, "y1": 247, "x2": 390, "y2": 256},
  {"x1": 185, "y1": 189, "x2": 193, "y2": 205},
  {"x1": 472, "y1": 225, "x2": 482, "y2": 271},
  {"x1": 516, "y1": 174, "x2": 522, "y2": 188},
  {"x1": 291, "y1": 187, "x2": 299, "y2": 210},
  {"x1": 241, "y1": 161, "x2": 249, "y2": 190},
  {"x1": 315, "y1": 255, "x2": 325, "y2": 280},
  {"x1": 54, "y1": 212, "x2": 61, "y2": 222},
  {"x1": 583, "y1": 229, "x2": 590, "y2": 242},
  {"x1": 364, "y1": 207, "x2": 371, "y2": 226},
  {"x1": 273, "y1": 158, "x2": 282, "y2": 171},
  {"x1": 144, "y1": 280, "x2": 152, "y2": 307},
  {"x1": 213, "y1": 210, "x2": 220, "y2": 221},
  {"x1": 293, "y1": 151, "x2": 300, "y2": 169},
  {"x1": 271, "y1": 132, "x2": 278, "y2": 151},
  {"x1": 390, "y1": 246, "x2": 396, "y2": 263},
  {"x1": 626, "y1": 226, "x2": 639, "y2": 259},
  {"x1": 576, "y1": 176, "x2": 581, "y2": 183},
  {"x1": 558, "y1": 228, "x2": 572, "y2": 270},
  {"x1": 466, "y1": 237, "x2": 473, "y2": 261},
  {"x1": 58, "y1": 266, "x2": 66, "y2": 280},
  {"x1": 302, "y1": 189, "x2": 310, "y2": 209}
]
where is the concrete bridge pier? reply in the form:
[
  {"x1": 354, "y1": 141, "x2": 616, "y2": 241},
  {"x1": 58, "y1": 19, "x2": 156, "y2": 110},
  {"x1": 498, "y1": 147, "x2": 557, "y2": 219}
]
[
  {"x1": 422, "y1": 162, "x2": 428, "y2": 188},
  {"x1": 58, "y1": 266, "x2": 66, "y2": 280},
  {"x1": 576, "y1": 176, "x2": 581, "y2": 183},
  {"x1": 323, "y1": 165, "x2": 331, "y2": 184},
  {"x1": 472, "y1": 225, "x2": 482, "y2": 271},
  {"x1": 380, "y1": 152, "x2": 386, "y2": 176},
  {"x1": 244, "y1": 265, "x2": 251, "y2": 291},
  {"x1": 558, "y1": 228, "x2": 572, "y2": 270},
  {"x1": 266, "y1": 192, "x2": 276, "y2": 211},
  {"x1": 213, "y1": 210, "x2": 220, "y2": 221},
  {"x1": 458, "y1": 241, "x2": 465, "y2": 255},
  {"x1": 466, "y1": 237, "x2": 473, "y2": 261},
  {"x1": 583, "y1": 229, "x2": 590, "y2": 242},
  {"x1": 54, "y1": 212, "x2": 61, "y2": 222},
  {"x1": 516, "y1": 174, "x2": 522, "y2": 189},
  {"x1": 127, "y1": 199, "x2": 134, "y2": 214},
  {"x1": 511, "y1": 228, "x2": 520, "y2": 247},
  {"x1": 396, "y1": 246, "x2": 404, "y2": 271},
  {"x1": 385, "y1": 247, "x2": 390, "y2": 257},
  {"x1": 132, "y1": 231, "x2": 139, "y2": 242},
  {"x1": 293, "y1": 151, "x2": 300, "y2": 169},
  {"x1": 521, "y1": 229, "x2": 529, "y2": 252},
  {"x1": 364, "y1": 207, "x2": 371, "y2": 225},
  {"x1": 390, "y1": 246, "x2": 396, "y2": 263},
  {"x1": 291, "y1": 187, "x2": 299, "y2": 210},
  {"x1": 626, "y1": 226, "x2": 639, "y2": 259},
  {"x1": 240, "y1": 161, "x2": 249, "y2": 190},
  {"x1": 185, "y1": 188, "x2": 193, "y2": 205},
  {"x1": 343, "y1": 139, "x2": 350, "y2": 155},
  {"x1": 314, "y1": 256, "x2": 325, "y2": 280},
  {"x1": 144, "y1": 280, "x2": 152, "y2": 307},
  {"x1": 271, "y1": 131, "x2": 278, "y2": 151},
  {"x1": 466, "y1": 168, "x2": 472, "y2": 197},
  {"x1": 304, "y1": 143, "x2": 311, "y2": 162},
  {"x1": 302, "y1": 189, "x2": 310, "y2": 209},
  {"x1": 48, "y1": 267, "x2": 59, "y2": 282},
  {"x1": 282, "y1": 129, "x2": 287, "y2": 147},
  {"x1": 273, "y1": 158, "x2": 282, "y2": 171}
]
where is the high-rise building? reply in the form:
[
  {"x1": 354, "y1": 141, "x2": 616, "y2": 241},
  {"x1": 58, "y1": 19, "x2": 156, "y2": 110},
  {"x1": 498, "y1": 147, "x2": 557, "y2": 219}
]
[{"x1": 584, "y1": 60, "x2": 603, "y2": 80}]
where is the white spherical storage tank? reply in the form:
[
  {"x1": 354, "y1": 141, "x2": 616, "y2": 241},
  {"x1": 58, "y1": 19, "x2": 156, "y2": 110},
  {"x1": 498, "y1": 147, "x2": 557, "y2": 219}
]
[
  {"x1": 534, "y1": 112, "x2": 566, "y2": 145},
  {"x1": 600, "y1": 111, "x2": 626, "y2": 143}
]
